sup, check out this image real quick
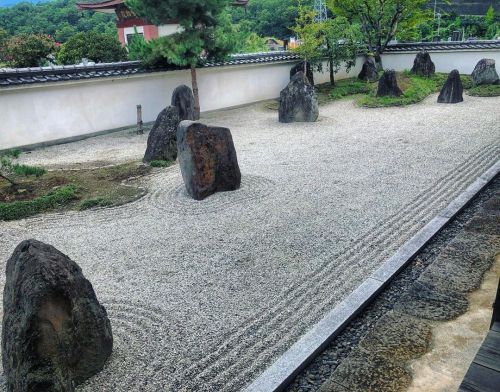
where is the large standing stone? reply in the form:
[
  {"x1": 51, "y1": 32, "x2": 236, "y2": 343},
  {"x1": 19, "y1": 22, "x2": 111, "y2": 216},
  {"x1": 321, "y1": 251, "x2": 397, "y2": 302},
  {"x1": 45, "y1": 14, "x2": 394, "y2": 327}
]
[
  {"x1": 290, "y1": 61, "x2": 314, "y2": 86},
  {"x1": 471, "y1": 58, "x2": 500, "y2": 86},
  {"x1": 143, "y1": 106, "x2": 180, "y2": 163},
  {"x1": 177, "y1": 121, "x2": 241, "y2": 201},
  {"x1": 358, "y1": 57, "x2": 378, "y2": 82},
  {"x1": 411, "y1": 51, "x2": 435, "y2": 77},
  {"x1": 376, "y1": 70, "x2": 402, "y2": 97},
  {"x1": 2, "y1": 239, "x2": 113, "y2": 392},
  {"x1": 171, "y1": 84, "x2": 196, "y2": 121},
  {"x1": 437, "y1": 69, "x2": 463, "y2": 104},
  {"x1": 279, "y1": 71, "x2": 319, "y2": 123}
]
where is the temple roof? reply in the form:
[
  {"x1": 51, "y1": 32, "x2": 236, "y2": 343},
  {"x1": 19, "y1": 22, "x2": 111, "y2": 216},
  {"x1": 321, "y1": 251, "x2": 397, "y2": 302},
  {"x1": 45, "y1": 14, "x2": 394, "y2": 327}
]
[{"x1": 76, "y1": 0, "x2": 125, "y2": 11}]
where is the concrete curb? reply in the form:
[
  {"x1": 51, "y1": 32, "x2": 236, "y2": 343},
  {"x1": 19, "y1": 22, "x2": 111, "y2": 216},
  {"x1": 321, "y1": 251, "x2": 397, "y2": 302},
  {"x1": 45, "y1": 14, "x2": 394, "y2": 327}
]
[{"x1": 244, "y1": 159, "x2": 500, "y2": 392}]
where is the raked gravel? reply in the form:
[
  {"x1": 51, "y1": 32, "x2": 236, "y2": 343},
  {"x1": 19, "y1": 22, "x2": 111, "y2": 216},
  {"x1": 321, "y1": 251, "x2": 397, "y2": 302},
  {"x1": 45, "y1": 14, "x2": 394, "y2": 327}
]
[{"x1": 1, "y1": 93, "x2": 499, "y2": 391}]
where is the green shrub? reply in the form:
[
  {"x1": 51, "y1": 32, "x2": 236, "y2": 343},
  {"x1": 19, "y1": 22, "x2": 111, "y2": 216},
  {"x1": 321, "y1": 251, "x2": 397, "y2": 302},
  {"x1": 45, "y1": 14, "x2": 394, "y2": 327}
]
[
  {"x1": 468, "y1": 84, "x2": 500, "y2": 97},
  {"x1": 0, "y1": 184, "x2": 78, "y2": 221},
  {"x1": 149, "y1": 160, "x2": 174, "y2": 168},
  {"x1": 57, "y1": 31, "x2": 127, "y2": 65},
  {"x1": 79, "y1": 197, "x2": 113, "y2": 210},
  {"x1": 1, "y1": 33, "x2": 56, "y2": 67},
  {"x1": 0, "y1": 150, "x2": 46, "y2": 185},
  {"x1": 11, "y1": 164, "x2": 46, "y2": 178}
]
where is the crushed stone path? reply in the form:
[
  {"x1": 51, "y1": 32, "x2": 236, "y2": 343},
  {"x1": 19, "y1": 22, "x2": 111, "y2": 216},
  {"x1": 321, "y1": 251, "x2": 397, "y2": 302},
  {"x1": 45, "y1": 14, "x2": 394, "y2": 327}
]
[{"x1": 1, "y1": 94, "x2": 499, "y2": 391}]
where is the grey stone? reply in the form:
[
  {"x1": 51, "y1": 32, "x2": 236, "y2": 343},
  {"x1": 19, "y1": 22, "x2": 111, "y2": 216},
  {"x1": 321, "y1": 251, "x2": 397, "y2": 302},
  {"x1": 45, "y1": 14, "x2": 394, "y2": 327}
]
[
  {"x1": 357, "y1": 57, "x2": 378, "y2": 82},
  {"x1": 376, "y1": 70, "x2": 402, "y2": 97},
  {"x1": 394, "y1": 280, "x2": 468, "y2": 321},
  {"x1": 171, "y1": 85, "x2": 196, "y2": 121},
  {"x1": 290, "y1": 61, "x2": 314, "y2": 86},
  {"x1": 359, "y1": 311, "x2": 431, "y2": 361},
  {"x1": 2, "y1": 239, "x2": 113, "y2": 392},
  {"x1": 279, "y1": 72, "x2": 319, "y2": 123},
  {"x1": 177, "y1": 121, "x2": 241, "y2": 201},
  {"x1": 143, "y1": 106, "x2": 180, "y2": 163},
  {"x1": 327, "y1": 348, "x2": 411, "y2": 392},
  {"x1": 438, "y1": 69, "x2": 463, "y2": 104},
  {"x1": 411, "y1": 51, "x2": 435, "y2": 77},
  {"x1": 471, "y1": 59, "x2": 500, "y2": 86}
]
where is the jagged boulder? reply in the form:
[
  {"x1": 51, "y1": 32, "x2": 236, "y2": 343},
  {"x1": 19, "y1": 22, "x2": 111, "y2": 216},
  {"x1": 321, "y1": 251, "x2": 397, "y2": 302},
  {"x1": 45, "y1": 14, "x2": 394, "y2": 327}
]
[
  {"x1": 376, "y1": 70, "x2": 402, "y2": 97},
  {"x1": 358, "y1": 57, "x2": 378, "y2": 82},
  {"x1": 411, "y1": 51, "x2": 435, "y2": 77},
  {"x1": 471, "y1": 59, "x2": 500, "y2": 86},
  {"x1": 2, "y1": 239, "x2": 113, "y2": 392},
  {"x1": 171, "y1": 85, "x2": 196, "y2": 121},
  {"x1": 143, "y1": 106, "x2": 180, "y2": 163},
  {"x1": 279, "y1": 71, "x2": 319, "y2": 123},
  {"x1": 437, "y1": 69, "x2": 463, "y2": 104},
  {"x1": 290, "y1": 61, "x2": 315, "y2": 86},
  {"x1": 177, "y1": 121, "x2": 241, "y2": 200}
]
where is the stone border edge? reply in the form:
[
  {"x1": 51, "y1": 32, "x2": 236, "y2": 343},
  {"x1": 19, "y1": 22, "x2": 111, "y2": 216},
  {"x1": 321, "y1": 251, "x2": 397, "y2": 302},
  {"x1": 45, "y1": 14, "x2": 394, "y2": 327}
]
[{"x1": 244, "y1": 159, "x2": 500, "y2": 392}]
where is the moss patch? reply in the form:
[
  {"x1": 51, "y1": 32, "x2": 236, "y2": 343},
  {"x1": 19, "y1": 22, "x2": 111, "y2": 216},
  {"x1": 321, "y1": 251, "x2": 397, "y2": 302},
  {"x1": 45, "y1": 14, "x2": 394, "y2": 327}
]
[
  {"x1": 0, "y1": 162, "x2": 152, "y2": 220},
  {"x1": 467, "y1": 84, "x2": 500, "y2": 97},
  {"x1": 149, "y1": 159, "x2": 174, "y2": 168}
]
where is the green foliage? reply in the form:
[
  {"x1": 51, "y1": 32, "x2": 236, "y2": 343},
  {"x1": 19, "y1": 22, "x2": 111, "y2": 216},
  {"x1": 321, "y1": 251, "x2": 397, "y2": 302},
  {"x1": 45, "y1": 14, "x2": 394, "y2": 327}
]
[
  {"x1": 327, "y1": 0, "x2": 431, "y2": 59},
  {"x1": 149, "y1": 160, "x2": 174, "y2": 168},
  {"x1": 79, "y1": 197, "x2": 112, "y2": 210},
  {"x1": 229, "y1": 0, "x2": 303, "y2": 40},
  {"x1": 0, "y1": 149, "x2": 45, "y2": 185},
  {"x1": 291, "y1": 2, "x2": 323, "y2": 66},
  {"x1": 0, "y1": 184, "x2": 78, "y2": 221},
  {"x1": 0, "y1": 0, "x2": 115, "y2": 42},
  {"x1": 468, "y1": 84, "x2": 500, "y2": 97},
  {"x1": 1, "y1": 33, "x2": 56, "y2": 67},
  {"x1": 57, "y1": 31, "x2": 126, "y2": 65},
  {"x1": 327, "y1": 78, "x2": 372, "y2": 100}
]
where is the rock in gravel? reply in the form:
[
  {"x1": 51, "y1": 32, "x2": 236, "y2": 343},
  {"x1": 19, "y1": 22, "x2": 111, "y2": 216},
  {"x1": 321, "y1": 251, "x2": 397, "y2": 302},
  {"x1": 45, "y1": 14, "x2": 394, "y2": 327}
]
[
  {"x1": 376, "y1": 70, "x2": 402, "y2": 97},
  {"x1": 177, "y1": 121, "x2": 241, "y2": 200},
  {"x1": 471, "y1": 58, "x2": 500, "y2": 86},
  {"x1": 279, "y1": 71, "x2": 319, "y2": 123},
  {"x1": 171, "y1": 85, "x2": 196, "y2": 121},
  {"x1": 322, "y1": 348, "x2": 412, "y2": 392},
  {"x1": 143, "y1": 106, "x2": 180, "y2": 163},
  {"x1": 394, "y1": 280, "x2": 468, "y2": 321},
  {"x1": 411, "y1": 51, "x2": 435, "y2": 77},
  {"x1": 437, "y1": 69, "x2": 463, "y2": 104},
  {"x1": 2, "y1": 239, "x2": 113, "y2": 392},
  {"x1": 359, "y1": 311, "x2": 431, "y2": 362},
  {"x1": 290, "y1": 61, "x2": 315, "y2": 86},
  {"x1": 358, "y1": 57, "x2": 378, "y2": 82}
]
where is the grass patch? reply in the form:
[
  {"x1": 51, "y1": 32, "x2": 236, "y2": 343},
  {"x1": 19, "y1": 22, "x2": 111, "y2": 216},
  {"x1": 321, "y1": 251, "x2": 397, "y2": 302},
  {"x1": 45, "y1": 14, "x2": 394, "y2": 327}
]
[
  {"x1": 316, "y1": 78, "x2": 373, "y2": 103},
  {"x1": 0, "y1": 162, "x2": 152, "y2": 220},
  {"x1": 467, "y1": 84, "x2": 500, "y2": 97},
  {"x1": 79, "y1": 197, "x2": 113, "y2": 210},
  {"x1": 0, "y1": 185, "x2": 78, "y2": 221},
  {"x1": 149, "y1": 159, "x2": 174, "y2": 168},
  {"x1": 358, "y1": 72, "x2": 437, "y2": 107}
]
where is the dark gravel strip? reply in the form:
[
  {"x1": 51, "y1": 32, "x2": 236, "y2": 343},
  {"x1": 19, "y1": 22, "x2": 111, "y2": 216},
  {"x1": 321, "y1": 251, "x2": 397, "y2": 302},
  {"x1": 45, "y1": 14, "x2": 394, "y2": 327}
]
[{"x1": 286, "y1": 175, "x2": 499, "y2": 392}]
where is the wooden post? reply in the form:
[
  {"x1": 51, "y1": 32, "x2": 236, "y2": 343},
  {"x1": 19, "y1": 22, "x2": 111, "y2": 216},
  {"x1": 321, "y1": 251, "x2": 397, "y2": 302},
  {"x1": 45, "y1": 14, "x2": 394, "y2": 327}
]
[{"x1": 136, "y1": 104, "x2": 143, "y2": 135}]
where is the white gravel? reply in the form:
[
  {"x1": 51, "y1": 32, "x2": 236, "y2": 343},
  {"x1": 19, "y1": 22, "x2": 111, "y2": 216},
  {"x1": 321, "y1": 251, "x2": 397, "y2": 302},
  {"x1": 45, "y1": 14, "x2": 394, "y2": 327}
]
[{"x1": 1, "y1": 93, "x2": 499, "y2": 391}]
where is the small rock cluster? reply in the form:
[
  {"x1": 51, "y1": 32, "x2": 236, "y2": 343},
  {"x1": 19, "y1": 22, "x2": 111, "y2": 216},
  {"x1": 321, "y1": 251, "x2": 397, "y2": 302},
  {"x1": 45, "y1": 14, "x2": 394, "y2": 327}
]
[
  {"x1": 143, "y1": 85, "x2": 196, "y2": 163},
  {"x1": 2, "y1": 239, "x2": 112, "y2": 392}
]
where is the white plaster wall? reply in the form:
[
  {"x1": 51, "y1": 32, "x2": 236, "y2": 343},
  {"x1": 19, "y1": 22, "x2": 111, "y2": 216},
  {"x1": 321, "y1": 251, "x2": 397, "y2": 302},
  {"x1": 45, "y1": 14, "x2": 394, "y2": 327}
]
[
  {"x1": 0, "y1": 50, "x2": 497, "y2": 149},
  {"x1": 158, "y1": 24, "x2": 182, "y2": 37},
  {"x1": 382, "y1": 50, "x2": 500, "y2": 74}
]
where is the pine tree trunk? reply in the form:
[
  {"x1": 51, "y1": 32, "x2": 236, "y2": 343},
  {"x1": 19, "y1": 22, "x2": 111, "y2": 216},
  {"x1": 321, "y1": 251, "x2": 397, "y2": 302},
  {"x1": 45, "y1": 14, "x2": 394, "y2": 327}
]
[
  {"x1": 374, "y1": 52, "x2": 383, "y2": 71},
  {"x1": 190, "y1": 64, "x2": 200, "y2": 120},
  {"x1": 329, "y1": 55, "x2": 335, "y2": 86}
]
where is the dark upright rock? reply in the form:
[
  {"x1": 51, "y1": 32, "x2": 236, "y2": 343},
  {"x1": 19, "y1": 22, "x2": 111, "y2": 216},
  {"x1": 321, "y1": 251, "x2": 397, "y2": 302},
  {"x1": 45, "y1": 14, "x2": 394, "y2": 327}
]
[
  {"x1": 2, "y1": 240, "x2": 113, "y2": 392},
  {"x1": 471, "y1": 58, "x2": 500, "y2": 86},
  {"x1": 177, "y1": 121, "x2": 241, "y2": 201},
  {"x1": 376, "y1": 70, "x2": 402, "y2": 97},
  {"x1": 279, "y1": 71, "x2": 319, "y2": 123},
  {"x1": 290, "y1": 61, "x2": 314, "y2": 86},
  {"x1": 358, "y1": 57, "x2": 378, "y2": 82},
  {"x1": 143, "y1": 106, "x2": 180, "y2": 163},
  {"x1": 171, "y1": 84, "x2": 196, "y2": 121},
  {"x1": 437, "y1": 69, "x2": 464, "y2": 104},
  {"x1": 411, "y1": 51, "x2": 435, "y2": 77}
]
